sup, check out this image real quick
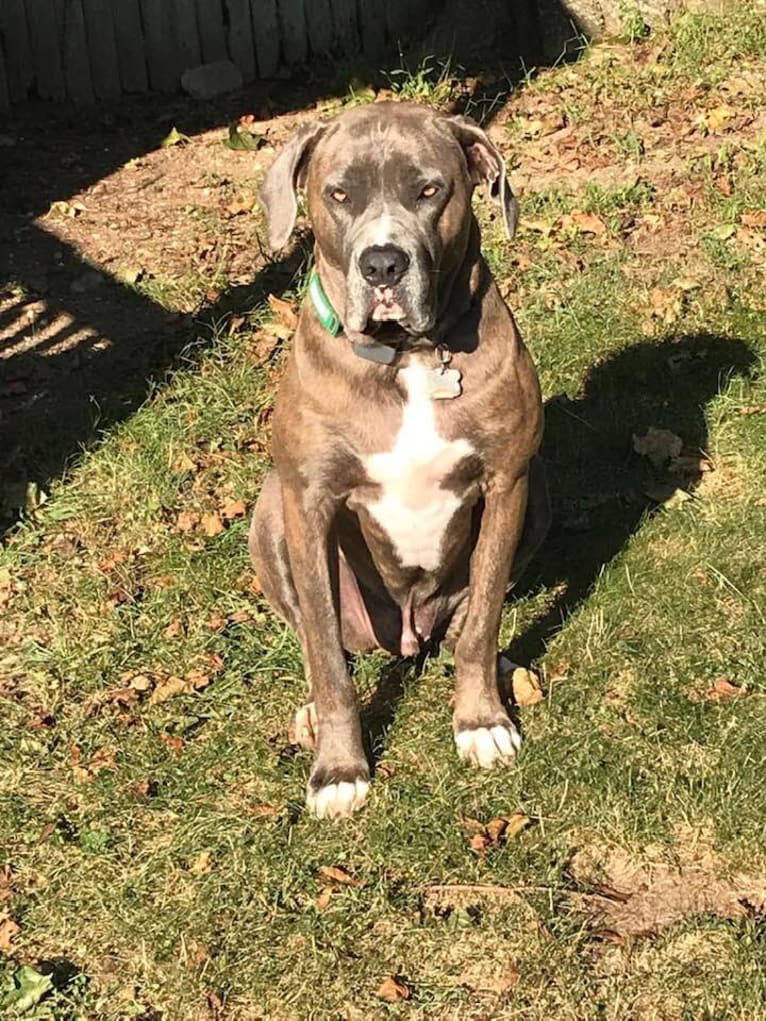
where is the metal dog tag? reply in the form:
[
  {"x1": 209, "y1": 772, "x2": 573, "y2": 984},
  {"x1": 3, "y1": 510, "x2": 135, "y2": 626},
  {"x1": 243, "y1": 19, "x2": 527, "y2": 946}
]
[
  {"x1": 427, "y1": 345, "x2": 462, "y2": 399},
  {"x1": 426, "y1": 365, "x2": 462, "y2": 400}
]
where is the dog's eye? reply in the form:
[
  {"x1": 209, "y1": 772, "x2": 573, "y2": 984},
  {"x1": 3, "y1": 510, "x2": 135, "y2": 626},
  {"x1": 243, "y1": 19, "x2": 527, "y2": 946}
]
[
  {"x1": 330, "y1": 188, "x2": 348, "y2": 203},
  {"x1": 419, "y1": 184, "x2": 439, "y2": 200}
]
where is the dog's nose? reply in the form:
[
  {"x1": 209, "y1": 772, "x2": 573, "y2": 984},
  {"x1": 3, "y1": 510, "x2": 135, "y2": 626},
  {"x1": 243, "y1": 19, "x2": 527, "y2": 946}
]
[{"x1": 359, "y1": 245, "x2": 410, "y2": 286}]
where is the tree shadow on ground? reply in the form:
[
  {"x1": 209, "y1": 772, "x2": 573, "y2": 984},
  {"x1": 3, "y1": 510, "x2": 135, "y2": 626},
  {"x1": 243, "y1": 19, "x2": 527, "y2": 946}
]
[{"x1": 0, "y1": 0, "x2": 587, "y2": 534}]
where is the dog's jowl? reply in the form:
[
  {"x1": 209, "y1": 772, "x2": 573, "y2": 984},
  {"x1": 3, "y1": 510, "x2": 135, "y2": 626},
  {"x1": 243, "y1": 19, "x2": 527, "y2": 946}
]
[{"x1": 249, "y1": 102, "x2": 550, "y2": 819}]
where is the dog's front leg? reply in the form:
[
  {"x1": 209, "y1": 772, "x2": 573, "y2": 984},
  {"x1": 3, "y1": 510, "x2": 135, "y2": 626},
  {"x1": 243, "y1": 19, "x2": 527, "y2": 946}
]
[
  {"x1": 452, "y1": 468, "x2": 530, "y2": 768},
  {"x1": 281, "y1": 481, "x2": 369, "y2": 819}
]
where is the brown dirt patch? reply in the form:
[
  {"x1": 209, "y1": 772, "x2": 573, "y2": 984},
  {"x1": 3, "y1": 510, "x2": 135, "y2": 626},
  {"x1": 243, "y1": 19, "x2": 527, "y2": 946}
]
[{"x1": 570, "y1": 829, "x2": 766, "y2": 937}]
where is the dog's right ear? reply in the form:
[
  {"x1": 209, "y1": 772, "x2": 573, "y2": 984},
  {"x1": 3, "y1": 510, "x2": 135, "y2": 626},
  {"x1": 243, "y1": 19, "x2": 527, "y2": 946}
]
[{"x1": 260, "y1": 121, "x2": 327, "y2": 252}]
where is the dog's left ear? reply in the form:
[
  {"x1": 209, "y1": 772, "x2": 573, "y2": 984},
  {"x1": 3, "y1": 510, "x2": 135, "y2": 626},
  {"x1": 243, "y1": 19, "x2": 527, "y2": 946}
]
[{"x1": 442, "y1": 114, "x2": 519, "y2": 240}]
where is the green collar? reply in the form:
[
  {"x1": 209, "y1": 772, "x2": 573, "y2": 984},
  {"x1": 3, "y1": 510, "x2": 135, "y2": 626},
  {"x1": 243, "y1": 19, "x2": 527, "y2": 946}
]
[
  {"x1": 307, "y1": 269, "x2": 398, "y2": 364},
  {"x1": 308, "y1": 271, "x2": 341, "y2": 336}
]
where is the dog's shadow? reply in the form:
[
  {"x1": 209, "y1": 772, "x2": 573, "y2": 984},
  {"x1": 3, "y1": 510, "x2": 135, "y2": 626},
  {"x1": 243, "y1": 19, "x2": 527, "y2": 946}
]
[{"x1": 360, "y1": 332, "x2": 756, "y2": 761}]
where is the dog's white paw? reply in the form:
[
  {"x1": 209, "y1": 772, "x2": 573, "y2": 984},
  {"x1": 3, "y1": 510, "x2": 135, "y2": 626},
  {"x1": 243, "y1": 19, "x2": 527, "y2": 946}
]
[
  {"x1": 455, "y1": 723, "x2": 522, "y2": 768},
  {"x1": 306, "y1": 778, "x2": 369, "y2": 820},
  {"x1": 289, "y1": 701, "x2": 318, "y2": 750}
]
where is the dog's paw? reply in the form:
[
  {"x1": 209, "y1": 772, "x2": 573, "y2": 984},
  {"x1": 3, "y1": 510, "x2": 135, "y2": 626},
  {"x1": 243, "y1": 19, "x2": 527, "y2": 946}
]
[
  {"x1": 306, "y1": 761, "x2": 370, "y2": 820},
  {"x1": 454, "y1": 721, "x2": 521, "y2": 769},
  {"x1": 288, "y1": 701, "x2": 318, "y2": 750}
]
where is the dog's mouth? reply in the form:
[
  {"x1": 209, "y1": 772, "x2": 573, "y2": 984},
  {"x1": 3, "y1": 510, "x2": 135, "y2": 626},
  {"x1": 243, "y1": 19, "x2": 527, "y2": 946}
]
[
  {"x1": 346, "y1": 276, "x2": 435, "y2": 339},
  {"x1": 369, "y1": 285, "x2": 406, "y2": 323}
]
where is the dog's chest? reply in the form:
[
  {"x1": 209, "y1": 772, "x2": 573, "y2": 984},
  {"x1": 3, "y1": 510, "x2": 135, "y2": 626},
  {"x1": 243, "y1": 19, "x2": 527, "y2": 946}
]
[{"x1": 362, "y1": 363, "x2": 475, "y2": 572}]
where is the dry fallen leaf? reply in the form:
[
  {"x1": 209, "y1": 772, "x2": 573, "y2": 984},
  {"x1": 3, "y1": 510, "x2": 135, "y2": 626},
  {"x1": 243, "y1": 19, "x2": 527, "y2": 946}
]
[
  {"x1": 175, "y1": 510, "x2": 200, "y2": 533},
  {"x1": 319, "y1": 865, "x2": 361, "y2": 887},
  {"x1": 466, "y1": 811, "x2": 530, "y2": 853},
  {"x1": 149, "y1": 676, "x2": 188, "y2": 705},
  {"x1": 633, "y1": 427, "x2": 683, "y2": 468},
  {"x1": 246, "y1": 803, "x2": 281, "y2": 818},
  {"x1": 96, "y1": 549, "x2": 129, "y2": 574},
  {"x1": 512, "y1": 667, "x2": 544, "y2": 706},
  {"x1": 160, "y1": 733, "x2": 184, "y2": 755},
  {"x1": 226, "y1": 188, "x2": 256, "y2": 216},
  {"x1": 741, "y1": 210, "x2": 766, "y2": 229},
  {"x1": 201, "y1": 511, "x2": 225, "y2": 537},
  {"x1": 505, "y1": 812, "x2": 531, "y2": 838},
  {"x1": 316, "y1": 886, "x2": 334, "y2": 911},
  {"x1": 128, "y1": 673, "x2": 153, "y2": 693},
  {"x1": 376, "y1": 976, "x2": 411, "y2": 1002},
  {"x1": 163, "y1": 619, "x2": 183, "y2": 639},
  {"x1": 470, "y1": 832, "x2": 490, "y2": 854},
  {"x1": 487, "y1": 817, "x2": 510, "y2": 844},
  {"x1": 494, "y1": 959, "x2": 521, "y2": 993},
  {"x1": 705, "y1": 677, "x2": 746, "y2": 701},
  {"x1": 220, "y1": 498, "x2": 247, "y2": 520},
  {"x1": 547, "y1": 661, "x2": 570, "y2": 683},
  {"x1": 0, "y1": 915, "x2": 21, "y2": 952},
  {"x1": 189, "y1": 850, "x2": 213, "y2": 875},
  {"x1": 562, "y1": 210, "x2": 607, "y2": 236},
  {"x1": 88, "y1": 748, "x2": 117, "y2": 776},
  {"x1": 647, "y1": 286, "x2": 684, "y2": 325},
  {"x1": 702, "y1": 104, "x2": 735, "y2": 131},
  {"x1": 186, "y1": 669, "x2": 211, "y2": 691},
  {"x1": 267, "y1": 293, "x2": 299, "y2": 331},
  {"x1": 0, "y1": 865, "x2": 12, "y2": 904},
  {"x1": 250, "y1": 332, "x2": 280, "y2": 363},
  {"x1": 207, "y1": 652, "x2": 225, "y2": 673}
]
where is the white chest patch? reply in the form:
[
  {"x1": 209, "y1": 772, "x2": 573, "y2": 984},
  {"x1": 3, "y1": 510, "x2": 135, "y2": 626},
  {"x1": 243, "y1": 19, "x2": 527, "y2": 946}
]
[{"x1": 365, "y1": 363, "x2": 473, "y2": 572}]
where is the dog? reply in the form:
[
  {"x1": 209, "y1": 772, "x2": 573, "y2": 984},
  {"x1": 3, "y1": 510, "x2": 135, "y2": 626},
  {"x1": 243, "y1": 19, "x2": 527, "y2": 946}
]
[{"x1": 249, "y1": 101, "x2": 550, "y2": 819}]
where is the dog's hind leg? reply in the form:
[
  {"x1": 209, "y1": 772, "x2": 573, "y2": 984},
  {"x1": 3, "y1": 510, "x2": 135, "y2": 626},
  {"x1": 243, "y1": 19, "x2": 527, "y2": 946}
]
[
  {"x1": 249, "y1": 470, "x2": 303, "y2": 633},
  {"x1": 249, "y1": 471, "x2": 319, "y2": 747}
]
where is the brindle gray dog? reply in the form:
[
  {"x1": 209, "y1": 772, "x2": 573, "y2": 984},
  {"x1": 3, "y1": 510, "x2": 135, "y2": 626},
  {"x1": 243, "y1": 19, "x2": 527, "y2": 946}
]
[{"x1": 250, "y1": 101, "x2": 550, "y2": 819}]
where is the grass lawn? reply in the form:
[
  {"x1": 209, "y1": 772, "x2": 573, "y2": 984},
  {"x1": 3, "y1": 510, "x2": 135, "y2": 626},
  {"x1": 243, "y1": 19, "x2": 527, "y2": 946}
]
[{"x1": 2, "y1": 9, "x2": 766, "y2": 1019}]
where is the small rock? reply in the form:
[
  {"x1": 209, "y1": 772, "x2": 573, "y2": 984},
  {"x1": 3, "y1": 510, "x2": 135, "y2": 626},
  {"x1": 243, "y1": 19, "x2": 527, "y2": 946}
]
[{"x1": 181, "y1": 61, "x2": 243, "y2": 100}]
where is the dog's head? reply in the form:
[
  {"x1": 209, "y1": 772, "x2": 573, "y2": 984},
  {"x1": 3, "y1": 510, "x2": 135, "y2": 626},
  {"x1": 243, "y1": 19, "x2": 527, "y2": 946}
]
[{"x1": 260, "y1": 102, "x2": 517, "y2": 341}]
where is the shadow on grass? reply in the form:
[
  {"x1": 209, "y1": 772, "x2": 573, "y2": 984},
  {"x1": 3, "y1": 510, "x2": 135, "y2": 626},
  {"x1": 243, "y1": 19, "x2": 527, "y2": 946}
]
[{"x1": 506, "y1": 331, "x2": 757, "y2": 667}]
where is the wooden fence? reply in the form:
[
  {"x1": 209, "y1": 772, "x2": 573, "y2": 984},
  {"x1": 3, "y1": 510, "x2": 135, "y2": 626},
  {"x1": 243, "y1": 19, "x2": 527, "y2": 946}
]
[{"x1": 0, "y1": 0, "x2": 434, "y2": 110}]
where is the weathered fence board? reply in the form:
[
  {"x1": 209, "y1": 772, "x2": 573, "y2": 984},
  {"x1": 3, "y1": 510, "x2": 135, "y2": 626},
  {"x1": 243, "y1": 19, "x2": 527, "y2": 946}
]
[
  {"x1": 250, "y1": 0, "x2": 280, "y2": 79},
  {"x1": 0, "y1": 44, "x2": 9, "y2": 111},
  {"x1": 280, "y1": 0, "x2": 308, "y2": 65},
  {"x1": 226, "y1": 0, "x2": 256, "y2": 81},
  {"x1": 305, "y1": 0, "x2": 334, "y2": 56},
  {"x1": 331, "y1": 0, "x2": 359, "y2": 52},
  {"x1": 26, "y1": 0, "x2": 66, "y2": 101},
  {"x1": 63, "y1": 0, "x2": 95, "y2": 106},
  {"x1": 386, "y1": 0, "x2": 432, "y2": 43},
  {"x1": 140, "y1": 0, "x2": 179, "y2": 92},
  {"x1": 196, "y1": 0, "x2": 228, "y2": 63},
  {"x1": 83, "y1": 0, "x2": 121, "y2": 100},
  {"x1": 173, "y1": 0, "x2": 202, "y2": 71},
  {"x1": 113, "y1": 0, "x2": 148, "y2": 94},
  {"x1": 0, "y1": 0, "x2": 35, "y2": 102},
  {"x1": 359, "y1": 3, "x2": 387, "y2": 59}
]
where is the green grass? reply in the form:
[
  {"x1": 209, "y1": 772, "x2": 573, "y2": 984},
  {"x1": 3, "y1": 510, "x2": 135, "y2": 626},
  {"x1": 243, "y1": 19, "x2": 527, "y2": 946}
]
[{"x1": 2, "y1": 9, "x2": 766, "y2": 1020}]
